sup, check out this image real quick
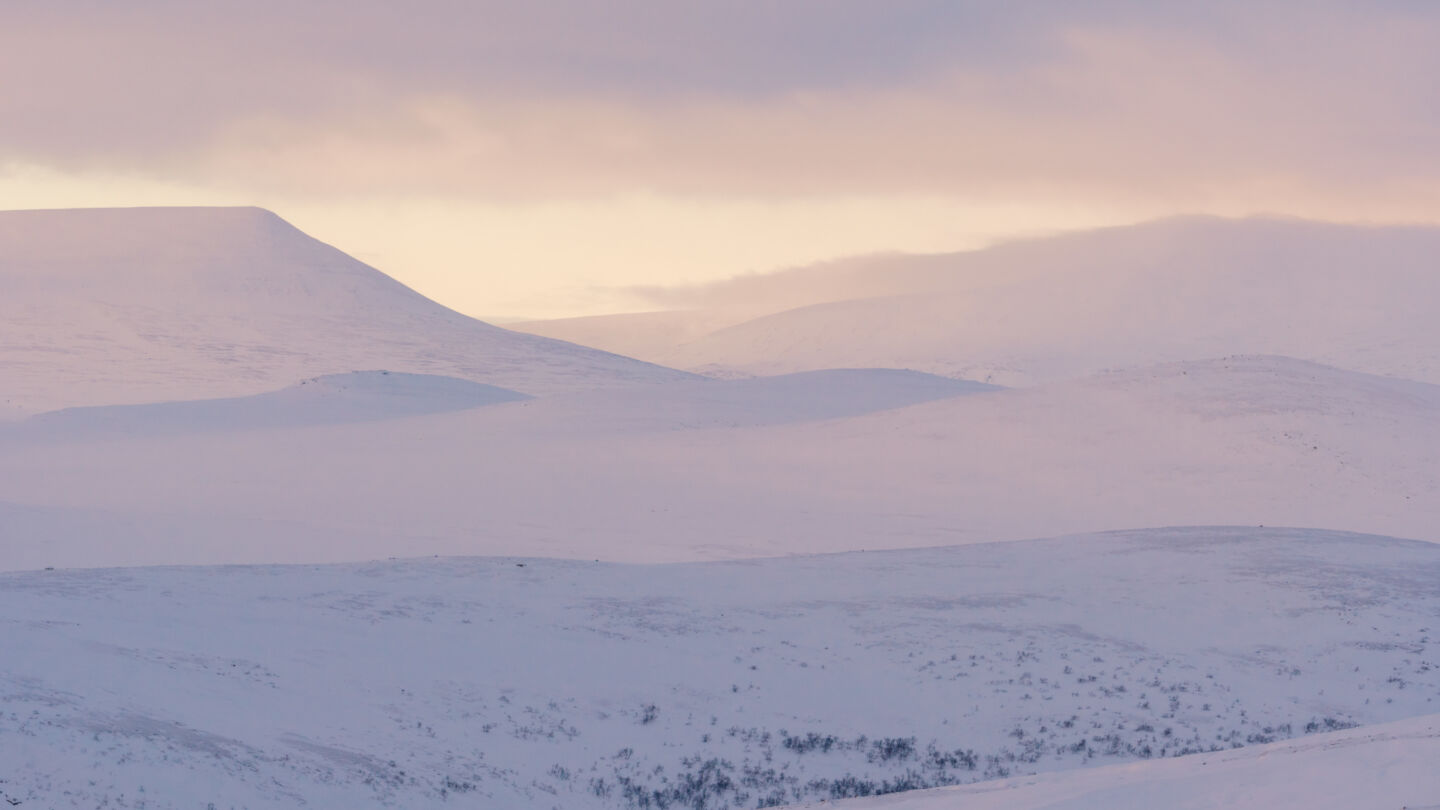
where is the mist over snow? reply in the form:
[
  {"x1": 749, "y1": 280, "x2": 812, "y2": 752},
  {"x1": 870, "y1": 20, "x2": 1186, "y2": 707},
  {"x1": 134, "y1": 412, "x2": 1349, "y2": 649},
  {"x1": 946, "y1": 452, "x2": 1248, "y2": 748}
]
[
  {"x1": 3, "y1": 352, "x2": 1436, "y2": 573},
  {"x1": 3, "y1": 208, "x2": 1439, "y2": 809},
  {"x1": 517, "y1": 216, "x2": 1440, "y2": 386},
  {"x1": 6, "y1": 5, "x2": 1440, "y2": 810}
]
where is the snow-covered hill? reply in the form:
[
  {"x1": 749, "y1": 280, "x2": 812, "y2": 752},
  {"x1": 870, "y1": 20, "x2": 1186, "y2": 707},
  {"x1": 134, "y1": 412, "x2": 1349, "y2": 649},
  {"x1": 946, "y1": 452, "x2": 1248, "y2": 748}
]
[
  {"x1": 780, "y1": 711, "x2": 1440, "y2": 810},
  {"x1": 3, "y1": 527, "x2": 1437, "y2": 809},
  {"x1": 2, "y1": 355, "x2": 1436, "y2": 572},
  {"x1": 0, "y1": 207, "x2": 690, "y2": 414},
  {"x1": 514, "y1": 217, "x2": 1440, "y2": 385}
]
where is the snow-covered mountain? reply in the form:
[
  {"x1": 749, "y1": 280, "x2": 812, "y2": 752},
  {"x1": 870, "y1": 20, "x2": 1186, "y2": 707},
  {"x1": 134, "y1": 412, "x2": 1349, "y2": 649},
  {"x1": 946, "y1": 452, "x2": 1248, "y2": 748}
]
[
  {"x1": 0, "y1": 207, "x2": 690, "y2": 414},
  {"x1": 514, "y1": 217, "x2": 1440, "y2": 385},
  {"x1": 3, "y1": 355, "x2": 1436, "y2": 572},
  {"x1": 3, "y1": 527, "x2": 1436, "y2": 809}
]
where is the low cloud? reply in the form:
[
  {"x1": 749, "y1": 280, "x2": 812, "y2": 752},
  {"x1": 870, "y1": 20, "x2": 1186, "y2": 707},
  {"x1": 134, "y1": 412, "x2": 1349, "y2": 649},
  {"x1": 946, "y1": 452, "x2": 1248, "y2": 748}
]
[
  {"x1": 2, "y1": 1, "x2": 1437, "y2": 213},
  {"x1": 5, "y1": 1, "x2": 1439, "y2": 320}
]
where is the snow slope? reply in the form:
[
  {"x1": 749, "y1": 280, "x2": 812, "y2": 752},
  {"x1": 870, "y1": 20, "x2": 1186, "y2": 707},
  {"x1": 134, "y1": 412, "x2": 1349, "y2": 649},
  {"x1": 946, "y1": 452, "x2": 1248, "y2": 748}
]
[
  {"x1": 780, "y1": 712, "x2": 1440, "y2": 810},
  {"x1": 3, "y1": 527, "x2": 1437, "y2": 809},
  {"x1": 0, "y1": 207, "x2": 690, "y2": 414},
  {"x1": 514, "y1": 217, "x2": 1440, "y2": 385},
  {"x1": 1, "y1": 355, "x2": 1437, "y2": 571}
]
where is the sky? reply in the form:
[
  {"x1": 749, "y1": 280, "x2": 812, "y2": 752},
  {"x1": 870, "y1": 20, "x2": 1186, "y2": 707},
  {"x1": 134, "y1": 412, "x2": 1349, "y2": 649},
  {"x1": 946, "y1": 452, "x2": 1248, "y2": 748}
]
[{"x1": 2, "y1": 1, "x2": 1438, "y2": 320}]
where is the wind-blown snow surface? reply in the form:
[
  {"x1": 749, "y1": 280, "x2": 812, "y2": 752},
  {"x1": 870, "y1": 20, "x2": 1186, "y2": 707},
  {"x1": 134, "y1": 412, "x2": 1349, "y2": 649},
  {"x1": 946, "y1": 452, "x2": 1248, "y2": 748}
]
[
  {"x1": 514, "y1": 217, "x2": 1440, "y2": 385},
  {"x1": 780, "y1": 712, "x2": 1440, "y2": 810},
  {"x1": 2, "y1": 528, "x2": 1438, "y2": 809},
  {"x1": 2, "y1": 356, "x2": 1436, "y2": 571},
  {"x1": 0, "y1": 207, "x2": 689, "y2": 414}
]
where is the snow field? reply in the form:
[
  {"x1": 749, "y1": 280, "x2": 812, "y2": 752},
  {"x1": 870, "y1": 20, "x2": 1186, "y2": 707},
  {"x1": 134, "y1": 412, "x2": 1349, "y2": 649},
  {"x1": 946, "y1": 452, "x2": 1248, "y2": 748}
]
[{"x1": 2, "y1": 528, "x2": 1437, "y2": 808}]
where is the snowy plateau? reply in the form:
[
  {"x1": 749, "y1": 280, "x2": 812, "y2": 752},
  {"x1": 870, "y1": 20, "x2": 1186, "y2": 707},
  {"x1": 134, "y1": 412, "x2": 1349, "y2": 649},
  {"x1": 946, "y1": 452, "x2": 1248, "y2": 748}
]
[{"x1": 2, "y1": 208, "x2": 1439, "y2": 809}]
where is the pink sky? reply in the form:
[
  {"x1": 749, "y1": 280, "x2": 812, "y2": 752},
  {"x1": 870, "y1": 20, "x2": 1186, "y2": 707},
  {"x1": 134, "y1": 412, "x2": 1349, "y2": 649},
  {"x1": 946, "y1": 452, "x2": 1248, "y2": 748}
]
[{"x1": 2, "y1": 1, "x2": 1437, "y2": 319}]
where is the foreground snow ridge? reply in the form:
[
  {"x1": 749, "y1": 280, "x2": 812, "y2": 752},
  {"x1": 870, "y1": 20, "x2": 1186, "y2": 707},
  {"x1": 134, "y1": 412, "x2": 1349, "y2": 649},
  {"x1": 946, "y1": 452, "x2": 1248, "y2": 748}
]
[
  {"x1": 781, "y1": 712, "x2": 1440, "y2": 809},
  {"x1": 2, "y1": 527, "x2": 1437, "y2": 809}
]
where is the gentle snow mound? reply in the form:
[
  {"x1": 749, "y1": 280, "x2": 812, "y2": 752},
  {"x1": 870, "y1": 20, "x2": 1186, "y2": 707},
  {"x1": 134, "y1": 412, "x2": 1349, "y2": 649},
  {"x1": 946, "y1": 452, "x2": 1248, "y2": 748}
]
[{"x1": 19, "y1": 371, "x2": 529, "y2": 437}]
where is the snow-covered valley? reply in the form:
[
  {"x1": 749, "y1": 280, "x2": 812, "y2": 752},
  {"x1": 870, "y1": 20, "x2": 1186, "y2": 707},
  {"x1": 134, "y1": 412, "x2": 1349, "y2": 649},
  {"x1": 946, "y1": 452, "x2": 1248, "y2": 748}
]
[
  {"x1": 3, "y1": 208, "x2": 1438, "y2": 809},
  {"x1": 516, "y1": 217, "x2": 1440, "y2": 386},
  {"x1": 2, "y1": 355, "x2": 1437, "y2": 572},
  {"x1": 4, "y1": 527, "x2": 1437, "y2": 809}
]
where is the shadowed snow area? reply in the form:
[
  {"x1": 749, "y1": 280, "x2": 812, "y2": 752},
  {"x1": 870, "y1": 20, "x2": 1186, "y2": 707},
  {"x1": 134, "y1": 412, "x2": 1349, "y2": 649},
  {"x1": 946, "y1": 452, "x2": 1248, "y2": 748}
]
[
  {"x1": 0, "y1": 207, "x2": 690, "y2": 414},
  {"x1": 14, "y1": 371, "x2": 530, "y2": 438},
  {"x1": 1, "y1": 355, "x2": 1435, "y2": 571},
  {"x1": 515, "y1": 217, "x2": 1440, "y2": 386},
  {"x1": 495, "y1": 368, "x2": 1002, "y2": 432},
  {"x1": 641, "y1": 368, "x2": 1000, "y2": 424},
  {"x1": 1, "y1": 527, "x2": 1437, "y2": 809}
]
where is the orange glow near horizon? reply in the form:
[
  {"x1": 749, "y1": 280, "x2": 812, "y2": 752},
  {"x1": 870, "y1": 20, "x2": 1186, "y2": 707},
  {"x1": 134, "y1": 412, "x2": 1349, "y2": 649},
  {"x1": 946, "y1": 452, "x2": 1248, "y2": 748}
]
[
  {"x1": 8, "y1": 160, "x2": 1440, "y2": 321},
  {"x1": 4, "y1": 4, "x2": 1439, "y2": 320}
]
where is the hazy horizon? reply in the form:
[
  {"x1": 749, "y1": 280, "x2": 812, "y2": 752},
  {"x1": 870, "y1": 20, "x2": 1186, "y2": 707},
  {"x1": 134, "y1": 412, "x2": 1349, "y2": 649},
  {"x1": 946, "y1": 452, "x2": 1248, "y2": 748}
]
[
  {"x1": 5, "y1": 1, "x2": 1440, "y2": 319},
  {"x1": 1, "y1": 204, "x2": 1426, "y2": 325},
  {"x1": 5, "y1": 6, "x2": 1440, "y2": 805}
]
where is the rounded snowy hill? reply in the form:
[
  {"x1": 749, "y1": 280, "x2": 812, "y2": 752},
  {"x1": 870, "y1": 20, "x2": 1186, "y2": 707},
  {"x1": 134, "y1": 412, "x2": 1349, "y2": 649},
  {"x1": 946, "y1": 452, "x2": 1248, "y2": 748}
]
[{"x1": 0, "y1": 207, "x2": 690, "y2": 414}]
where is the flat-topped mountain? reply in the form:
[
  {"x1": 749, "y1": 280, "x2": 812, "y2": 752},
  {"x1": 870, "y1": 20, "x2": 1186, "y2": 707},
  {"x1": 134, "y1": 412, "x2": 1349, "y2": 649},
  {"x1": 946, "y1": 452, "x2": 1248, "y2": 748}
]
[{"x1": 0, "y1": 207, "x2": 690, "y2": 414}]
